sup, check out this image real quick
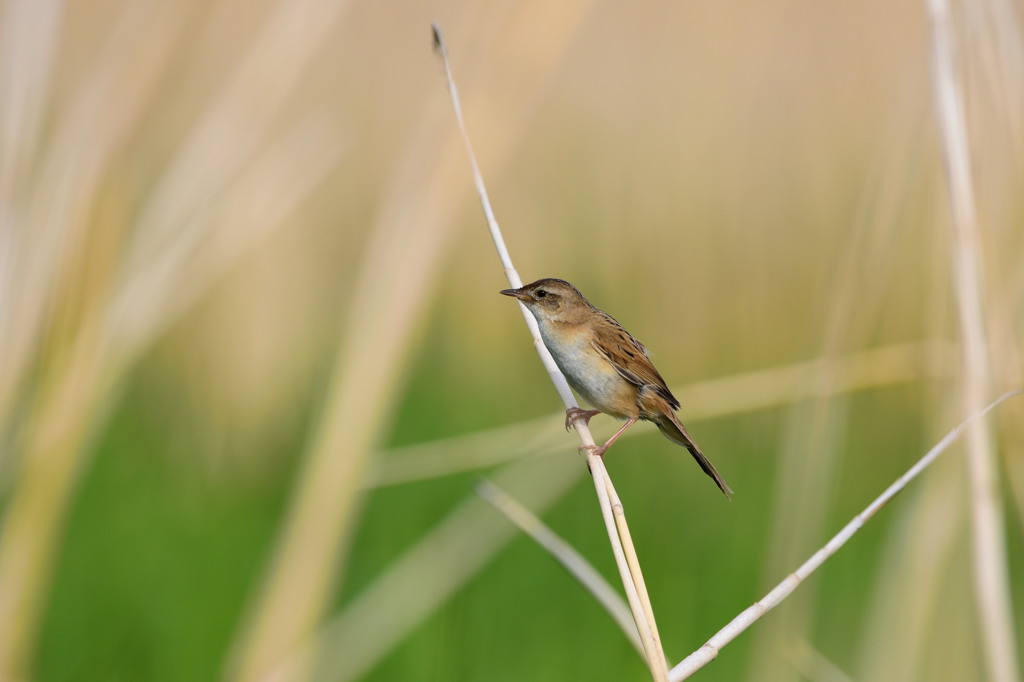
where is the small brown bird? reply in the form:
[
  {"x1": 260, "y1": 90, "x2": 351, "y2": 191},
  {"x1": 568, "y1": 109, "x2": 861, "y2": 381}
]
[{"x1": 501, "y1": 278, "x2": 732, "y2": 498}]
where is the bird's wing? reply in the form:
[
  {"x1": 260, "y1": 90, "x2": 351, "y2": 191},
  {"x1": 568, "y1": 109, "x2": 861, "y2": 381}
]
[{"x1": 590, "y1": 319, "x2": 681, "y2": 410}]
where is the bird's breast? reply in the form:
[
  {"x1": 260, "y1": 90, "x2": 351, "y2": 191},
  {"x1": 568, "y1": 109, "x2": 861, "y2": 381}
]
[{"x1": 537, "y1": 319, "x2": 637, "y2": 418}]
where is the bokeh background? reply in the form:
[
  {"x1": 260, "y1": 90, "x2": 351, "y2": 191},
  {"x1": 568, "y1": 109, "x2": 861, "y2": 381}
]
[{"x1": 1, "y1": 0, "x2": 1023, "y2": 680}]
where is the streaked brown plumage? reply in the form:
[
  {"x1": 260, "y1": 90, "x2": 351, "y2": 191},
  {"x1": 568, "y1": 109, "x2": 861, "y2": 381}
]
[{"x1": 501, "y1": 278, "x2": 732, "y2": 499}]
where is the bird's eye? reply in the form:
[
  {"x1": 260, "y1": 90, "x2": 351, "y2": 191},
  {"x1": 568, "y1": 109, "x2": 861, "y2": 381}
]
[{"x1": 536, "y1": 290, "x2": 547, "y2": 298}]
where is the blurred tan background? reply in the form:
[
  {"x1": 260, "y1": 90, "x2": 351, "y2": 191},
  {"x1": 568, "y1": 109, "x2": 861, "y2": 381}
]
[{"x1": 0, "y1": 0, "x2": 1022, "y2": 680}]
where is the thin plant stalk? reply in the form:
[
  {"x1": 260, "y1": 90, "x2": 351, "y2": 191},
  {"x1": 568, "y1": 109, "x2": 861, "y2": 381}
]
[
  {"x1": 925, "y1": 1, "x2": 1021, "y2": 680},
  {"x1": 669, "y1": 390, "x2": 1022, "y2": 681},
  {"x1": 433, "y1": 23, "x2": 669, "y2": 680},
  {"x1": 603, "y1": 471, "x2": 668, "y2": 680},
  {"x1": 594, "y1": 455, "x2": 667, "y2": 679},
  {"x1": 475, "y1": 479, "x2": 644, "y2": 658}
]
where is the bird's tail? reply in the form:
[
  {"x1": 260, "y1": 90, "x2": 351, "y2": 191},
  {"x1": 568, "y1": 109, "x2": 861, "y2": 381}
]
[{"x1": 656, "y1": 410, "x2": 733, "y2": 499}]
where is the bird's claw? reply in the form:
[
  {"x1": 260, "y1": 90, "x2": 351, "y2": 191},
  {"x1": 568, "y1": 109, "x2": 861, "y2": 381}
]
[
  {"x1": 578, "y1": 444, "x2": 605, "y2": 475},
  {"x1": 564, "y1": 407, "x2": 600, "y2": 431}
]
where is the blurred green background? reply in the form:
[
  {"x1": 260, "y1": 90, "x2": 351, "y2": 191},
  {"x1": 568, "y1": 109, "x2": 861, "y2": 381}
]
[{"x1": 1, "y1": 0, "x2": 1023, "y2": 681}]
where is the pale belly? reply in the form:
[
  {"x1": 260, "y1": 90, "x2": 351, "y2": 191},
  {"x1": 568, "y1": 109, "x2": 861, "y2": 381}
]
[{"x1": 539, "y1": 322, "x2": 635, "y2": 418}]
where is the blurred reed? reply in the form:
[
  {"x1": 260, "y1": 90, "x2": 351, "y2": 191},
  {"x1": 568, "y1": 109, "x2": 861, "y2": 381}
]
[
  {"x1": 0, "y1": 0, "x2": 346, "y2": 677},
  {"x1": 275, "y1": 453, "x2": 584, "y2": 682},
  {"x1": 746, "y1": 93, "x2": 930, "y2": 682},
  {"x1": 226, "y1": 3, "x2": 597, "y2": 681},
  {"x1": 927, "y1": 0, "x2": 1019, "y2": 680},
  {"x1": 277, "y1": 341, "x2": 951, "y2": 682},
  {"x1": 671, "y1": 390, "x2": 1022, "y2": 680},
  {"x1": 368, "y1": 340, "x2": 954, "y2": 488},
  {"x1": 475, "y1": 478, "x2": 646, "y2": 658}
]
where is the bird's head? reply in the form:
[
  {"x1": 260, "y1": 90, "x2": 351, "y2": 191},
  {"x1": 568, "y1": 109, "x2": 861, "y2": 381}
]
[{"x1": 500, "y1": 278, "x2": 589, "y2": 322}]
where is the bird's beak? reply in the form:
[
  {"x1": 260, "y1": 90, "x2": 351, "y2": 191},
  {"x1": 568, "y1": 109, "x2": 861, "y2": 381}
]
[{"x1": 500, "y1": 288, "x2": 531, "y2": 302}]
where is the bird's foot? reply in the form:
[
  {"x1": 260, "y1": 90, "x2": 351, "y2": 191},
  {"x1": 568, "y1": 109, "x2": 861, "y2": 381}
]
[
  {"x1": 577, "y1": 416, "x2": 638, "y2": 461},
  {"x1": 565, "y1": 408, "x2": 601, "y2": 432}
]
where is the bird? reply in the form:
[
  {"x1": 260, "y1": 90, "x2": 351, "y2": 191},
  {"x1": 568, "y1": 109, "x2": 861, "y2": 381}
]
[{"x1": 501, "y1": 278, "x2": 732, "y2": 499}]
